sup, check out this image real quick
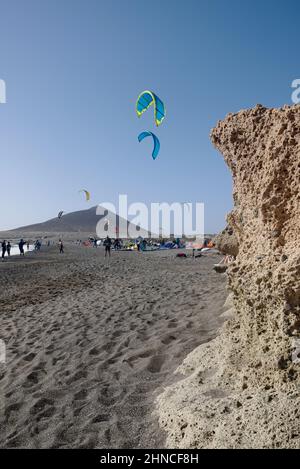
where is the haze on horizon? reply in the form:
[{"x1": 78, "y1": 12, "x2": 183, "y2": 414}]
[{"x1": 0, "y1": 0, "x2": 299, "y2": 232}]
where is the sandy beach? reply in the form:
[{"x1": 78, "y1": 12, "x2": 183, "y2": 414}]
[
  {"x1": 0, "y1": 246, "x2": 227, "y2": 448},
  {"x1": 1, "y1": 0, "x2": 299, "y2": 452}
]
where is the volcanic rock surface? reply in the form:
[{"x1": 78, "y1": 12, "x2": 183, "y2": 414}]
[
  {"x1": 157, "y1": 104, "x2": 300, "y2": 448},
  {"x1": 214, "y1": 225, "x2": 239, "y2": 257}
]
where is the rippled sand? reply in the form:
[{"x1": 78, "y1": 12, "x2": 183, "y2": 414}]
[{"x1": 0, "y1": 245, "x2": 226, "y2": 448}]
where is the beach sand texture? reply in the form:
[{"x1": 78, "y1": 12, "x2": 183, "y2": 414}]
[{"x1": 0, "y1": 246, "x2": 226, "y2": 448}]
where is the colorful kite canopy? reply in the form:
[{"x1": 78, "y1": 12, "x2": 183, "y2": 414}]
[
  {"x1": 79, "y1": 189, "x2": 90, "y2": 201},
  {"x1": 138, "y1": 131, "x2": 160, "y2": 160},
  {"x1": 136, "y1": 90, "x2": 165, "y2": 126}
]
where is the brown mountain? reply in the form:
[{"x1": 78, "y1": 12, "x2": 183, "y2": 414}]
[{"x1": 0, "y1": 206, "x2": 150, "y2": 239}]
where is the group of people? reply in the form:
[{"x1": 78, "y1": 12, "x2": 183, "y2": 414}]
[
  {"x1": 1, "y1": 239, "x2": 28, "y2": 261},
  {"x1": 1, "y1": 240, "x2": 11, "y2": 260},
  {"x1": 103, "y1": 237, "x2": 123, "y2": 256},
  {"x1": 1, "y1": 237, "x2": 66, "y2": 260},
  {"x1": 2, "y1": 235, "x2": 191, "y2": 262}
]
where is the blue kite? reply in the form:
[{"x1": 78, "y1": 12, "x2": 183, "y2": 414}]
[
  {"x1": 138, "y1": 131, "x2": 160, "y2": 160},
  {"x1": 136, "y1": 90, "x2": 165, "y2": 126}
]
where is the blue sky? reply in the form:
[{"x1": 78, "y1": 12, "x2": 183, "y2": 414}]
[{"x1": 0, "y1": 0, "x2": 299, "y2": 232}]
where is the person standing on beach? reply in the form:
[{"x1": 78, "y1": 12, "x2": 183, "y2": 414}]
[
  {"x1": 1, "y1": 240, "x2": 7, "y2": 261},
  {"x1": 59, "y1": 239, "x2": 64, "y2": 254},
  {"x1": 19, "y1": 239, "x2": 26, "y2": 256},
  {"x1": 7, "y1": 241, "x2": 11, "y2": 257},
  {"x1": 34, "y1": 240, "x2": 41, "y2": 251},
  {"x1": 104, "y1": 236, "x2": 112, "y2": 257},
  {"x1": 114, "y1": 238, "x2": 120, "y2": 250}
]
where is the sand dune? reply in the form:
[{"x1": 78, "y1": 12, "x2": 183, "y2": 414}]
[{"x1": 0, "y1": 246, "x2": 226, "y2": 448}]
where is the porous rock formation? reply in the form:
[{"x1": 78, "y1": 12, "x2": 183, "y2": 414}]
[
  {"x1": 214, "y1": 225, "x2": 239, "y2": 257},
  {"x1": 157, "y1": 104, "x2": 300, "y2": 448}
]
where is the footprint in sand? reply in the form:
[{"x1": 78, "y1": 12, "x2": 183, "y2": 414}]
[
  {"x1": 88, "y1": 347, "x2": 100, "y2": 356},
  {"x1": 5, "y1": 402, "x2": 22, "y2": 419},
  {"x1": 23, "y1": 370, "x2": 41, "y2": 387},
  {"x1": 30, "y1": 397, "x2": 55, "y2": 419},
  {"x1": 161, "y1": 334, "x2": 176, "y2": 345},
  {"x1": 146, "y1": 354, "x2": 166, "y2": 373},
  {"x1": 92, "y1": 413, "x2": 109, "y2": 424},
  {"x1": 167, "y1": 320, "x2": 178, "y2": 329},
  {"x1": 23, "y1": 352, "x2": 36, "y2": 362},
  {"x1": 74, "y1": 389, "x2": 88, "y2": 401},
  {"x1": 66, "y1": 369, "x2": 87, "y2": 385}
]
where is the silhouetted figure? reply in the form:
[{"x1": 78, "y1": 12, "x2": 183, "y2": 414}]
[
  {"x1": 19, "y1": 239, "x2": 26, "y2": 256},
  {"x1": 59, "y1": 239, "x2": 64, "y2": 254},
  {"x1": 114, "y1": 238, "x2": 121, "y2": 250},
  {"x1": 34, "y1": 240, "x2": 41, "y2": 251},
  {"x1": 104, "y1": 236, "x2": 112, "y2": 257},
  {"x1": 1, "y1": 240, "x2": 7, "y2": 261},
  {"x1": 7, "y1": 242, "x2": 11, "y2": 257}
]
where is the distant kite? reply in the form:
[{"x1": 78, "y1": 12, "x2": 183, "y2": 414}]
[
  {"x1": 138, "y1": 131, "x2": 160, "y2": 160},
  {"x1": 136, "y1": 90, "x2": 165, "y2": 126},
  {"x1": 79, "y1": 189, "x2": 90, "y2": 201},
  {"x1": 58, "y1": 211, "x2": 64, "y2": 219}
]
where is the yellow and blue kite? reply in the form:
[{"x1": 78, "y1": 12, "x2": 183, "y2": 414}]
[
  {"x1": 138, "y1": 131, "x2": 160, "y2": 160},
  {"x1": 79, "y1": 189, "x2": 90, "y2": 201},
  {"x1": 136, "y1": 90, "x2": 165, "y2": 126}
]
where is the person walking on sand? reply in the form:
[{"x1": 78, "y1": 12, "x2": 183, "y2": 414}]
[
  {"x1": 19, "y1": 239, "x2": 26, "y2": 256},
  {"x1": 7, "y1": 241, "x2": 11, "y2": 257},
  {"x1": 59, "y1": 239, "x2": 64, "y2": 254},
  {"x1": 1, "y1": 240, "x2": 7, "y2": 261},
  {"x1": 104, "y1": 236, "x2": 112, "y2": 257}
]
